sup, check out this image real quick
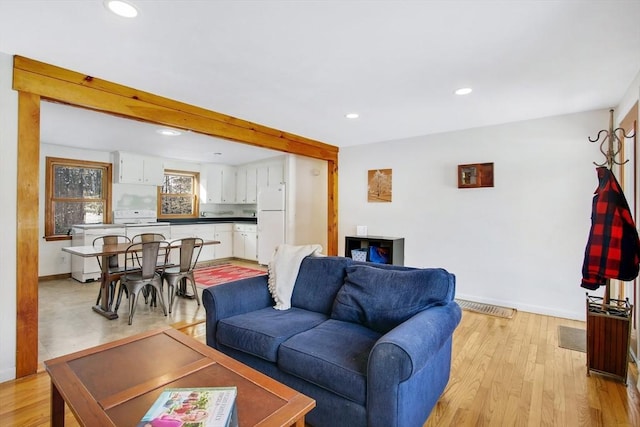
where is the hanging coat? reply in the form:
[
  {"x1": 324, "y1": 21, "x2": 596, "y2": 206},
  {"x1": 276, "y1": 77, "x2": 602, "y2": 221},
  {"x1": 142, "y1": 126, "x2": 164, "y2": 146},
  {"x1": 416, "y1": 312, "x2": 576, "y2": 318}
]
[{"x1": 581, "y1": 167, "x2": 640, "y2": 290}]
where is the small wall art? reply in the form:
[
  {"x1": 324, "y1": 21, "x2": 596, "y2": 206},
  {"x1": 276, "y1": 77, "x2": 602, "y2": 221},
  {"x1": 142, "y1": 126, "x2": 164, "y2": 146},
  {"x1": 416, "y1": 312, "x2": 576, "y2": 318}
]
[
  {"x1": 368, "y1": 169, "x2": 392, "y2": 202},
  {"x1": 458, "y1": 162, "x2": 494, "y2": 188}
]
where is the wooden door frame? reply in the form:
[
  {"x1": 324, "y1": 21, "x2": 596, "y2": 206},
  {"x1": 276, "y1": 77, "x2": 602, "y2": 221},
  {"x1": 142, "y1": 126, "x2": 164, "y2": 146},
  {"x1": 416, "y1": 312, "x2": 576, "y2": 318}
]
[
  {"x1": 13, "y1": 56, "x2": 339, "y2": 377},
  {"x1": 620, "y1": 102, "x2": 639, "y2": 364}
]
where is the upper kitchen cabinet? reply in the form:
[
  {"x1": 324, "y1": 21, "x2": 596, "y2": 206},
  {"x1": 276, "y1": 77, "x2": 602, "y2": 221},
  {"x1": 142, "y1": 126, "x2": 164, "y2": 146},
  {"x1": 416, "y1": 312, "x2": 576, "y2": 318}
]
[
  {"x1": 257, "y1": 163, "x2": 283, "y2": 190},
  {"x1": 236, "y1": 165, "x2": 258, "y2": 204},
  {"x1": 203, "y1": 164, "x2": 236, "y2": 203},
  {"x1": 203, "y1": 157, "x2": 284, "y2": 204},
  {"x1": 268, "y1": 162, "x2": 284, "y2": 188},
  {"x1": 113, "y1": 151, "x2": 164, "y2": 185}
]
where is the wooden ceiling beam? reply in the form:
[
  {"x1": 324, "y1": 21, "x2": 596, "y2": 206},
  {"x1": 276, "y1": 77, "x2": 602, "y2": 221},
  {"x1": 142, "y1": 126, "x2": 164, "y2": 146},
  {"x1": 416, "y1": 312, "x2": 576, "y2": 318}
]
[{"x1": 13, "y1": 56, "x2": 338, "y2": 162}]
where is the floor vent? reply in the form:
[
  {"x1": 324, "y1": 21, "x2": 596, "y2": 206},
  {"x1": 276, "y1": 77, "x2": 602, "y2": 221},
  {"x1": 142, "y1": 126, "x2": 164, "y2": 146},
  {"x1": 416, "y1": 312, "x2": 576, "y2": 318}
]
[{"x1": 455, "y1": 299, "x2": 516, "y2": 319}]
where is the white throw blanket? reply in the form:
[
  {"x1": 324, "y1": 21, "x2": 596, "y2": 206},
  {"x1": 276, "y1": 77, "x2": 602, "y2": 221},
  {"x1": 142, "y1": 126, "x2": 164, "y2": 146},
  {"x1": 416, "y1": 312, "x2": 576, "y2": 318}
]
[{"x1": 268, "y1": 243, "x2": 323, "y2": 310}]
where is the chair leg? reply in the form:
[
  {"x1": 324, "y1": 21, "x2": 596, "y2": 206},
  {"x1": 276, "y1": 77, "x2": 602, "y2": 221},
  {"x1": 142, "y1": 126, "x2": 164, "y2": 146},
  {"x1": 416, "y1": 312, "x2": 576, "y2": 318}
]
[
  {"x1": 187, "y1": 274, "x2": 200, "y2": 306},
  {"x1": 128, "y1": 291, "x2": 138, "y2": 325},
  {"x1": 152, "y1": 284, "x2": 167, "y2": 316},
  {"x1": 142, "y1": 286, "x2": 150, "y2": 304},
  {"x1": 107, "y1": 281, "x2": 117, "y2": 310},
  {"x1": 163, "y1": 277, "x2": 175, "y2": 314},
  {"x1": 148, "y1": 286, "x2": 158, "y2": 307},
  {"x1": 114, "y1": 284, "x2": 127, "y2": 312}
]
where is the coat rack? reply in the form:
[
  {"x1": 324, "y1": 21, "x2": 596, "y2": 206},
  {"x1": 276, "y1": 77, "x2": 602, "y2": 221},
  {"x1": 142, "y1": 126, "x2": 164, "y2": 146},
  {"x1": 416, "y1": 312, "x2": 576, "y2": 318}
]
[
  {"x1": 586, "y1": 108, "x2": 635, "y2": 384},
  {"x1": 590, "y1": 108, "x2": 633, "y2": 169},
  {"x1": 589, "y1": 108, "x2": 635, "y2": 304}
]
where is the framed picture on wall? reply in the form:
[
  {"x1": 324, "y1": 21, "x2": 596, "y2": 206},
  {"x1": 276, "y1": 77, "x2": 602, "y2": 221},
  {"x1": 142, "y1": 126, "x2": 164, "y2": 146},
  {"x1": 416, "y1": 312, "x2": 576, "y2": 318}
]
[
  {"x1": 368, "y1": 169, "x2": 392, "y2": 202},
  {"x1": 458, "y1": 162, "x2": 494, "y2": 188}
]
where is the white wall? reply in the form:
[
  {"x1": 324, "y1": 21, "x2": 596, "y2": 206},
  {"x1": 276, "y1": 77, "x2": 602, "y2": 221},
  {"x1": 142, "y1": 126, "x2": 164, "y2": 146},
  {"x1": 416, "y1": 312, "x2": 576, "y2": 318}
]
[
  {"x1": 339, "y1": 109, "x2": 610, "y2": 321},
  {"x1": 0, "y1": 52, "x2": 18, "y2": 382},
  {"x1": 285, "y1": 154, "x2": 328, "y2": 250}
]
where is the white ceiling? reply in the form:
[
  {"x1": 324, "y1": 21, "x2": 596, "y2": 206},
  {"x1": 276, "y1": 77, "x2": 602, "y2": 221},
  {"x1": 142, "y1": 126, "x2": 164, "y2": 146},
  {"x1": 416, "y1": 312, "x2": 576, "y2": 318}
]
[{"x1": 1, "y1": 1, "x2": 639, "y2": 164}]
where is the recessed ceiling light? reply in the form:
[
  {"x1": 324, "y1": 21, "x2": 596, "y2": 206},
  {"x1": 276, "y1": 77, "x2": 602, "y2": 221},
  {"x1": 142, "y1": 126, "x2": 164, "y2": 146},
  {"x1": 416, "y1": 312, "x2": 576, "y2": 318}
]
[
  {"x1": 345, "y1": 113, "x2": 359, "y2": 119},
  {"x1": 455, "y1": 87, "x2": 473, "y2": 95},
  {"x1": 104, "y1": 0, "x2": 138, "y2": 18},
  {"x1": 156, "y1": 128, "x2": 181, "y2": 136}
]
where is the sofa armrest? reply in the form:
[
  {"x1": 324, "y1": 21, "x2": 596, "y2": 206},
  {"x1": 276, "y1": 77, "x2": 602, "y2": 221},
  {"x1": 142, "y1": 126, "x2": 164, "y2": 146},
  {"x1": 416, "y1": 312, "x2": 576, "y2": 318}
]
[
  {"x1": 367, "y1": 302, "x2": 462, "y2": 427},
  {"x1": 202, "y1": 275, "x2": 272, "y2": 348}
]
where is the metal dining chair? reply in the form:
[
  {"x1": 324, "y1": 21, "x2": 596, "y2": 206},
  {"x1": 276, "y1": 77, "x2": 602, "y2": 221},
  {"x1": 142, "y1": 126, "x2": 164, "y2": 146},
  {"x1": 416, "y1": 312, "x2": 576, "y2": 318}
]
[
  {"x1": 114, "y1": 240, "x2": 170, "y2": 325},
  {"x1": 130, "y1": 231, "x2": 170, "y2": 278},
  {"x1": 92, "y1": 234, "x2": 132, "y2": 310},
  {"x1": 162, "y1": 237, "x2": 203, "y2": 313},
  {"x1": 131, "y1": 233, "x2": 166, "y2": 243}
]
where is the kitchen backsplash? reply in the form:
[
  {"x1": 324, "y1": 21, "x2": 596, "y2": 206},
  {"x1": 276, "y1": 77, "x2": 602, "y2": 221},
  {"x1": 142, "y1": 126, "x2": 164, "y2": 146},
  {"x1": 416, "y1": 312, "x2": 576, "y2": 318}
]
[
  {"x1": 113, "y1": 185, "x2": 256, "y2": 217},
  {"x1": 200, "y1": 203, "x2": 257, "y2": 218},
  {"x1": 113, "y1": 183, "x2": 157, "y2": 210}
]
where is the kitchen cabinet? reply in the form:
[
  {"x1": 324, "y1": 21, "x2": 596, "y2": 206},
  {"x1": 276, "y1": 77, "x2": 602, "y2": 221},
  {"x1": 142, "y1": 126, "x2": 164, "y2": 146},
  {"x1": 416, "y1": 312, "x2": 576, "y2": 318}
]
[
  {"x1": 169, "y1": 224, "x2": 215, "y2": 263},
  {"x1": 221, "y1": 166, "x2": 236, "y2": 203},
  {"x1": 203, "y1": 158, "x2": 283, "y2": 204},
  {"x1": 235, "y1": 165, "x2": 258, "y2": 204},
  {"x1": 204, "y1": 164, "x2": 236, "y2": 203},
  {"x1": 268, "y1": 163, "x2": 284, "y2": 188},
  {"x1": 171, "y1": 223, "x2": 233, "y2": 261},
  {"x1": 246, "y1": 167, "x2": 258, "y2": 203},
  {"x1": 213, "y1": 223, "x2": 233, "y2": 259},
  {"x1": 233, "y1": 223, "x2": 258, "y2": 261},
  {"x1": 257, "y1": 162, "x2": 284, "y2": 191},
  {"x1": 193, "y1": 224, "x2": 215, "y2": 261},
  {"x1": 71, "y1": 224, "x2": 127, "y2": 282},
  {"x1": 235, "y1": 166, "x2": 247, "y2": 203},
  {"x1": 257, "y1": 166, "x2": 269, "y2": 191},
  {"x1": 113, "y1": 151, "x2": 164, "y2": 185}
]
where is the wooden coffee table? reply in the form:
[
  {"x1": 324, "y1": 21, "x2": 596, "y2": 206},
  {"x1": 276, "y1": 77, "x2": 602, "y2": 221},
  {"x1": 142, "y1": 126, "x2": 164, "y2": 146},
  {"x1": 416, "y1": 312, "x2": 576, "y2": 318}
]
[{"x1": 45, "y1": 328, "x2": 315, "y2": 426}]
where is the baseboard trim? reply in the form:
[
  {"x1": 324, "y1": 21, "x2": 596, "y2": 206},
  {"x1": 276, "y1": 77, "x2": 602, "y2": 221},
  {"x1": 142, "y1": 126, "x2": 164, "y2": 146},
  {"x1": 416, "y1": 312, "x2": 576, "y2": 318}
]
[{"x1": 38, "y1": 273, "x2": 71, "y2": 282}]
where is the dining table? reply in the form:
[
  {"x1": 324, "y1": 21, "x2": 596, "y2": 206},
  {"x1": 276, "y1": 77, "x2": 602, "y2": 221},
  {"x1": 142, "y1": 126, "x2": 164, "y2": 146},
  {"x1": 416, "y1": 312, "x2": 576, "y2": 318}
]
[{"x1": 62, "y1": 239, "x2": 219, "y2": 320}]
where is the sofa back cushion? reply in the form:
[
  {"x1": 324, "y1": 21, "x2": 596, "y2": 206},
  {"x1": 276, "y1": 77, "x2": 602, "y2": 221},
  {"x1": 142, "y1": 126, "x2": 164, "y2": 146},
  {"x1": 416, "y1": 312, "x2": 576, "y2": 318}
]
[
  {"x1": 291, "y1": 256, "x2": 353, "y2": 314},
  {"x1": 331, "y1": 264, "x2": 456, "y2": 334}
]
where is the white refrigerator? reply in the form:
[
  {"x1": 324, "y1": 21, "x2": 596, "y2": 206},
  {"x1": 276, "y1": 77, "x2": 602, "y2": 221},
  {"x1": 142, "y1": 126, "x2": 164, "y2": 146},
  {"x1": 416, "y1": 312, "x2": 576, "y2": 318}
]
[{"x1": 257, "y1": 185, "x2": 286, "y2": 265}]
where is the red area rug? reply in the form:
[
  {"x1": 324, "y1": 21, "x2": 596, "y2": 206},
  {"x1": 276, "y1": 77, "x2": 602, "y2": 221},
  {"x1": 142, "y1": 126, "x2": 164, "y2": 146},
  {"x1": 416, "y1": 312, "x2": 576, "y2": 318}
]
[{"x1": 194, "y1": 264, "x2": 267, "y2": 288}]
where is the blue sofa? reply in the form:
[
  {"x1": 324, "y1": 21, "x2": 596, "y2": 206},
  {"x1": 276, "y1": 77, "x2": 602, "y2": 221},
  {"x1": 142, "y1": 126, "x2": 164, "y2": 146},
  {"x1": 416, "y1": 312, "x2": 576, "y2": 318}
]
[{"x1": 203, "y1": 256, "x2": 461, "y2": 427}]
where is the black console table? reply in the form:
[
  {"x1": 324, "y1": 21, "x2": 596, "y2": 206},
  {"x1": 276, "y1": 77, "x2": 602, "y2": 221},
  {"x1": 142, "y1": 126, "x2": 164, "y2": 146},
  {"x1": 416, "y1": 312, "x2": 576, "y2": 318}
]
[{"x1": 345, "y1": 235, "x2": 405, "y2": 266}]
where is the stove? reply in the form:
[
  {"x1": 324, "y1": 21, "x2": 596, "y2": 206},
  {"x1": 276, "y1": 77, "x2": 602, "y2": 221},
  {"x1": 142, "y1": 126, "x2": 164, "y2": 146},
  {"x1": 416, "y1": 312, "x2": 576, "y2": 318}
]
[
  {"x1": 113, "y1": 209, "x2": 171, "y2": 239},
  {"x1": 113, "y1": 209, "x2": 159, "y2": 224}
]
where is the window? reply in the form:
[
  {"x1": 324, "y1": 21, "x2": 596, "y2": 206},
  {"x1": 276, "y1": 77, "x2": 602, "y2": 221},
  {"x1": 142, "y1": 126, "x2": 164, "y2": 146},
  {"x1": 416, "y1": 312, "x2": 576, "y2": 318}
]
[
  {"x1": 45, "y1": 157, "x2": 112, "y2": 240},
  {"x1": 158, "y1": 170, "x2": 199, "y2": 218}
]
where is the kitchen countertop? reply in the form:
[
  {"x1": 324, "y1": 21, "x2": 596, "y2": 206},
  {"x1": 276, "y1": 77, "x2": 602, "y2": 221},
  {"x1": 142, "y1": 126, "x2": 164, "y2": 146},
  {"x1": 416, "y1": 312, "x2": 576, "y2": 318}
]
[
  {"x1": 72, "y1": 218, "x2": 258, "y2": 229},
  {"x1": 71, "y1": 223, "x2": 127, "y2": 230},
  {"x1": 165, "y1": 217, "x2": 257, "y2": 225}
]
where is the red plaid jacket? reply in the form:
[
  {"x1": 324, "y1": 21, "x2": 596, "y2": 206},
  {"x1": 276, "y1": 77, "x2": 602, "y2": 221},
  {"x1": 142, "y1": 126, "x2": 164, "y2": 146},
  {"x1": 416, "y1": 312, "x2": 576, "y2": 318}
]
[{"x1": 581, "y1": 167, "x2": 640, "y2": 290}]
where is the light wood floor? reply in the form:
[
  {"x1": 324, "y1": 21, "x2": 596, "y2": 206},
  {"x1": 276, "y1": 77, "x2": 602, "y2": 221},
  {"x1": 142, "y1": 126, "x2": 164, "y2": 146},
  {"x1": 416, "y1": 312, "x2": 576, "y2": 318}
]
[
  {"x1": 1, "y1": 306, "x2": 639, "y2": 425},
  {"x1": 425, "y1": 310, "x2": 639, "y2": 427}
]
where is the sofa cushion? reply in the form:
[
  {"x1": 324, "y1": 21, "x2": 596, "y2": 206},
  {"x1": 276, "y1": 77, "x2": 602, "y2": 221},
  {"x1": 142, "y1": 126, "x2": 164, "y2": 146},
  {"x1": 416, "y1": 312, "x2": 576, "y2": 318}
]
[
  {"x1": 331, "y1": 265, "x2": 455, "y2": 334},
  {"x1": 291, "y1": 256, "x2": 353, "y2": 314},
  {"x1": 278, "y1": 319, "x2": 382, "y2": 405},
  {"x1": 217, "y1": 308, "x2": 327, "y2": 362}
]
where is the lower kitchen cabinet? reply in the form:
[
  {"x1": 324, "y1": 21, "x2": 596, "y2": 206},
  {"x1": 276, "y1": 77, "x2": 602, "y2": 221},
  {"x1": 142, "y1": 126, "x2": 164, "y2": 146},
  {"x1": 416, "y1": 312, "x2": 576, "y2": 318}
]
[
  {"x1": 170, "y1": 224, "x2": 216, "y2": 263},
  {"x1": 213, "y1": 224, "x2": 233, "y2": 259},
  {"x1": 233, "y1": 223, "x2": 258, "y2": 261}
]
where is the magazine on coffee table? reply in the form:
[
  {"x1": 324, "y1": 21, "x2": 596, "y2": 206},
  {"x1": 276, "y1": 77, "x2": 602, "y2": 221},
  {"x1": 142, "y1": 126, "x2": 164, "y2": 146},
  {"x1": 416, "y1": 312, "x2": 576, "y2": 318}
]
[{"x1": 137, "y1": 386, "x2": 238, "y2": 427}]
